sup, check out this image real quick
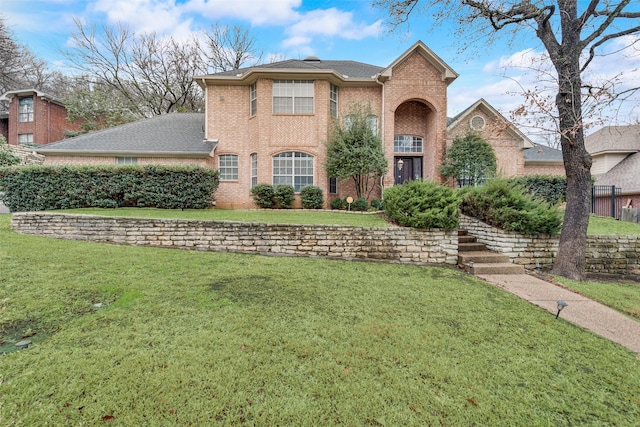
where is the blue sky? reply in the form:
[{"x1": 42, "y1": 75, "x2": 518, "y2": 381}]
[{"x1": 4, "y1": 0, "x2": 639, "y2": 138}]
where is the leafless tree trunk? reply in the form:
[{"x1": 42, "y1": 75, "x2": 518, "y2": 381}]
[{"x1": 375, "y1": 0, "x2": 640, "y2": 280}]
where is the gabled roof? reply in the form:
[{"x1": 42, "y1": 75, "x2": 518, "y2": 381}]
[
  {"x1": 36, "y1": 113, "x2": 215, "y2": 157},
  {"x1": 447, "y1": 98, "x2": 535, "y2": 149},
  {"x1": 378, "y1": 40, "x2": 458, "y2": 84},
  {"x1": 585, "y1": 124, "x2": 640, "y2": 155},
  {"x1": 1, "y1": 89, "x2": 65, "y2": 107},
  {"x1": 595, "y1": 152, "x2": 640, "y2": 195},
  {"x1": 195, "y1": 40, "x2": 456, "y2": 86},
  {"x1": 523, "y1": 143, "x2": 564, "y2": 164}
]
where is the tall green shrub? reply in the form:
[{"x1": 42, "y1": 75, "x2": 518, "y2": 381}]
[
  {"x1": 508, "y1": 175, "x2": 567, "y2": 204},
  {"x1": 384, "y1": 180, "x2": 460, "y2": 230},
  {"x1": 440, "y1": 133, "x2": 497, "y2": 187}
]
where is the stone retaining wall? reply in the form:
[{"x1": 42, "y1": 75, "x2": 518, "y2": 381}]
[
  {"x1": 2, "y1": 145, "x2": 45, "y2": 165},
  {"x1": 10, "y1": 212, "x2": 458, "y2": 266},
  {"x1": 460, "y1": 215, "x2": 640, "y2": 277}
]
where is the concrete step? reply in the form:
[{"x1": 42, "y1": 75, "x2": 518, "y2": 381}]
[
  {"x1": 458, "y1": 250, "x2": 510, "y2": 265},
  {"x1": 458, "y1": 242, "x2": 487, "y2": 252},
  {"x1": 457, "y1": 229, "x2": 468, "y2": 236},
  {"x1": 464, "y1": 262, "x2": 525, "y2": 275}
]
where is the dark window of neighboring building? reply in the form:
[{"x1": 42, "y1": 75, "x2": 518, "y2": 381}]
[
  {"x1": 18, "y1": 97, "x2": 34, "y2": 122},
  {"x1": 329, "y1": 177, "x2": 337, "y2": 194}
]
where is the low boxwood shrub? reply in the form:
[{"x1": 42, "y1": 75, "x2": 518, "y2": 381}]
[
  {"x1": 274, "y1": 184, "x2": 295, "y2": 209},
  {"x1": 383, "y1": 180, "x2": 460, "y2": 230},
  {"x1": 0, "y1": 165, "x2": 219, "y2": 212},
  {"x1": 370, "y1": 199, "x2": 383, "y2": 211},
  {"x1": 251, "y1": 183, "x2": 275, "y2": 208},
  {"x1": 300, "y1": 185, "x2": 324, "y2": 209},
  {"x1": 352, "y1": 197, "x2": 368, "y2": 211},
  {"x1": 330, "y1": 197, "x2": 346, "y2": 210},
  {"x1": 460, "y1": 179, "x2": 562, "y2": 235}
]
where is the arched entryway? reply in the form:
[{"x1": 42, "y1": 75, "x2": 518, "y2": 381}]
[{"x1": 392, "y1": 100, "x2": 436, "y2": 185}]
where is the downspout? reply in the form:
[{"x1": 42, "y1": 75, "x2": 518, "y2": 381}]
[
  {"x1": 375, "y1": 73, "x2": 385, "y2": 201},
  {"x1": 47, "y1": 98, "x2": 51, "y2": 144}
]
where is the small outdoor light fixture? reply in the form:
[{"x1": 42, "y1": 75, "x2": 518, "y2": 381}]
[
  {"x1": 535, "y1": 260, "x2": 541, "y2": 274},
  {"x1": 397, "y1": 158, "x2": 404, "y2": 171},
  {"x1": 555, "y1": 300, "x2": 568, "y2": 319},
  {"x1": 468, "y1": 259, "x2": 474, "y2": 273}
]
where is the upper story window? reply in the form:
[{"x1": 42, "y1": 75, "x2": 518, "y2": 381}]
[
  {"x1": 272, "y1": 151, "x2": 314, "y2": 192},
  {"x1": 367, "y1": 115, "x2": 378, "y2": 136},
  {"x1": 117, "y1": 157, "x2": 137, "y2": 165},
  {"x1": 18, "y1": 134, "x2": 33, "y2": 145},
  {"x1": 330, "y1": 84, "x2": 338, "y2": 118},
  {"x1": 18, "y1": 97, "x2": 34, "y2": 122},
  {"x1": 219, "y1": 154, "x2": 239, "y2": 181},
  {"x1": 250, "y1": 83, "x2": 257, "y2": 116},
  {"x1": 250, "y1": 153, "x2": 258, "y2": 188},
  {"x1": 394, "y1": 135, "x2": 423, "y2": 153},
  {"x1": 273, "y1": 80, "x2": 314, "y2": 114}
]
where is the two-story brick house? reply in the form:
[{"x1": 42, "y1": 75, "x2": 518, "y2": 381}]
[
  {"x1": 1, "y1": 89, "x2": 81, "y2": 146},
  {"x1": 195, "y1": 41, "x2": 458, "y2": 208}
]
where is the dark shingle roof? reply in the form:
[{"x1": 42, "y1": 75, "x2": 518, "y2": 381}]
[
  {"x1": 523, "y1": 144, "x2": 563, "y2": 163},
  {"x1": 210, "y1": 59, "x2": 385, "y2": 79},
  {"x1": 36, "y1": 113, "x2": 214, "y2": 156}
]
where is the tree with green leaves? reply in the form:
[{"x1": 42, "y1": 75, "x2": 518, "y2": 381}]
[
  {"x1": 440, "y1": 133, "x2": 497, "y2": 187},
  {"x1": 375, "y1": 0, "x2": 640, "y2": 280},
  {"x1": 325, "y1": 103, "x2": 387, "y2": 199}
]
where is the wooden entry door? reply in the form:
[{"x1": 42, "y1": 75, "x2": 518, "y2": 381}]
[{"x1": 394, "y1": 156, "x2": 423, "y2": 185}]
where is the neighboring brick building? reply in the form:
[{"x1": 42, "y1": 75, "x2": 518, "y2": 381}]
[{"x1": 1, "y1": 89, "x2": 81, "y2": 146}]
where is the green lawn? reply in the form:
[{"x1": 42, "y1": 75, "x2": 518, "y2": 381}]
[
  {"x1": 587, "y1": 214, "x2": 640, "y2": 235},
  {"x1": 58, "y1": 207, "x2": 392, "y2": 228},
  {"x1": 1, "y1": 214, "x2": 639, "y2": 425}
]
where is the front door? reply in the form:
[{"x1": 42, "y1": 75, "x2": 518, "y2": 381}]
[{"x1": 394, "y1": 156, "x2": 423, "y2": 185}]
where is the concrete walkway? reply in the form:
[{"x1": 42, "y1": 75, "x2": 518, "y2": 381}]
[{"x1": 478, "y1": 273, "x2": 640, "y2": 354}]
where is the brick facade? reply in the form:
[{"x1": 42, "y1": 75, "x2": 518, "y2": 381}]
[
  {"x1": 3, "y1": 90, "x2": 81, "y2": 146},
  {"x1": 201, "y1": 42, "x2": 455, "y2": 208}
]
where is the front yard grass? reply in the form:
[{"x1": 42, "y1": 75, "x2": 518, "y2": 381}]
[
  {"x1": 1, "y1": 215, "x2": 639, "y2": 425},
  {"x1": 587, "y1": 214, "x2": 640, "y2": 235},
  {"x1": 58, "y1": 207, "x2": 392, "y2": 227}
]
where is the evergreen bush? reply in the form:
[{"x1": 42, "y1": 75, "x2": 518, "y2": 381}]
[
  {"x1": 0, "y1": 165, "x2": 219, "y2": 212},
  {"x1": 352, "y1": 197, "x2": 369, "y2": 211},
  {"x1": 274, "y1": 184, "x2": 295, "y2": 209},
  {"x1": 508, "y1": 175, "x2": 567, "y2": 204},
  {"x1": 384, "y1": 180, "x2": 460, "y2": 230},
  {"x1": 330, "y1": 197, "x2": 346, "y2": 210},
  {"x1": 300, "y1": 185, "x2": 324, "y2": 209},
  {"x1": 460, "y1": 179, "x2": 562, "y2": 235},
  {"x1": 250, "y1": 184, "x2": 275, "y2": 208},
  {"x1": 370, "y1": 199, "x2": 383, "y2": 210}
]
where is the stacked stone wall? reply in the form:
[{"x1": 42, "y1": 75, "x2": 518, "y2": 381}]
[
  {"x1": 460, "y1": 215, "x2": 640, "y2": 277},
  {"x1": 2, "y1": 144, "x2": 45, "y2": 165},
  {"x1": 11, "y1": 213, "x2": 458, "y2": 266}
]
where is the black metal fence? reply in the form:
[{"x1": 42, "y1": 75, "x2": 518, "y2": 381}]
[{"x1": 591, "y1": 185, "x2": 621, "y2": 219}]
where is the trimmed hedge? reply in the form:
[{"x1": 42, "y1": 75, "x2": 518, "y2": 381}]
[
  {"x1": 0, "y1": 165, "x2": 219, "y2": 212},
  {"x1": 274, "y1": 184, "x2": 295, "y2": 209},
  {"x1": 384, "y1": 180, "x2": 460, "y2": 230},
  {"x1": 251, "y1": 184, "x2": 275, "y2": 208},
  {"x1": 460, "y1": 179, "x2": 562, "y2": 235},
  {"x1": 300, "y1": 185, "x2": 324, "y2": 209}
]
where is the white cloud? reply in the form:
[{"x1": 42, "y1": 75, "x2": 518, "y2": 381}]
[
  {"x1": 90, "y1": 0, "x2": 183, "y2": 34},
  {"x1": 185, "y1": 0, "x2": 302, "y2": 26}
]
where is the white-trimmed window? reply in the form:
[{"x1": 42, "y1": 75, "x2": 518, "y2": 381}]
[
  {"x1": 330, "y1": 84, "x2": 338, "y2": 118},
  {"x1": 250, "y1": 83, "x2": 257, "y2": 116},
  {"x1": 219, "y1": 154, "x2": 238, "y2": 180},
  {"x1": 117, "y1": 157, "x2": 137, "y2": 165},
  {"x1": 394, "y1": 135, "x2": 423, "y2": 153},
  {"x1": 18, "y1": 134, "x2": 33, "y2": 144},
  {"x1": 250, "y1": 153, "x2": 258, "y2": 188},
  {"x1": 367, "y1": 115, "x2": 378, "y2": 136},
  {"x1": 272, "y1": 152, "x2": 314, "y2": 192},
  {"x1": 18, "y1": 97, "x2": 34, "y2": 122},
  {"x1": 273, "y1": 80, "x2": 314, "y2": 114}
]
